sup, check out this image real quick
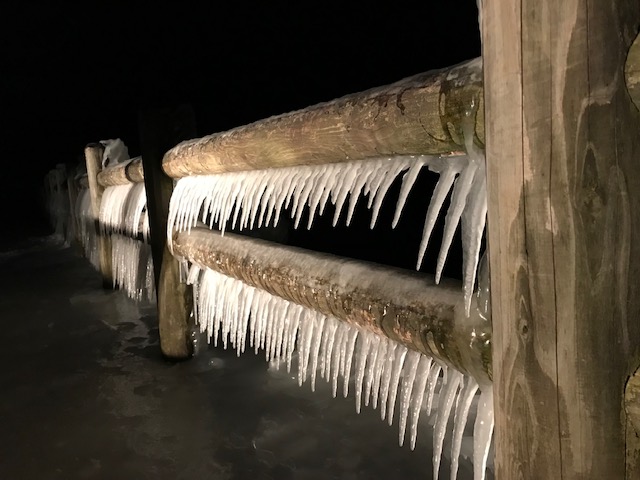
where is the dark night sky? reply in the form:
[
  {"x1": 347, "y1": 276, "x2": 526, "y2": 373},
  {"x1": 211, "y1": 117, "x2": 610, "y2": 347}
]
[{"x1": 0, "y1": 1, "x2": 481, "y2": 237}]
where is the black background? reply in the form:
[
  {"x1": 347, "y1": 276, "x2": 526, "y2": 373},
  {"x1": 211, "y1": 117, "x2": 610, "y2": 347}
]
[{"x1": 1, "y1": 1, "x2": 481, "y2": 276}]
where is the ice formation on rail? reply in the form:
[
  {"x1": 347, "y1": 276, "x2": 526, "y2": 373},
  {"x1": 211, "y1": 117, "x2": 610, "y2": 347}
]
[
  {"x1": 168, "y1": 133, "x2": 487, "y2": 314},
  {"x1": 184, "y1": 263, "x2": 494, "y2": 480},
  {"x1": 98, "y1": 182, "x2": 155, "y2": 301}
]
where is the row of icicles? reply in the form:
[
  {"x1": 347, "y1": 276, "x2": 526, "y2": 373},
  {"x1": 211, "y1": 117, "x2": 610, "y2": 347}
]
[
  {"x1": 168, "y1": 127, "x2": 486, "y2": 317},
  {"x1": 99, "y1": 182, "x2": 156, "y2": 302},
  {"x1": 76, "y1": 181, "x2": 156, "y2": 303},
  {"x1": 184, "y1": 263, "x2": 494, "y2": 480}
]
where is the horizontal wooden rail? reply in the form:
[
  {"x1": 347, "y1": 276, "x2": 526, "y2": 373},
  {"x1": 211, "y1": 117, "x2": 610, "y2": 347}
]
[
  {"x1": 97, "y1": 157, "x2": 144, "y2": 187},
  {"x1": 172, "y1": 228, "x2": 492, "y2": 386},
  {"x1": 163, "y1": 58, "x2": 484, "y2": 178}
]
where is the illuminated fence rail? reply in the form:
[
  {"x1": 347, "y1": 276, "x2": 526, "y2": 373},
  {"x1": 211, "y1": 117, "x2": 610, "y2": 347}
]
[{"x1": 44, "y1": 11, "x2": 640, "y2": 478}]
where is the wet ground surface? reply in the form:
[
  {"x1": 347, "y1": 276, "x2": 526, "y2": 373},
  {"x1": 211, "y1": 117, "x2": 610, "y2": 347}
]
[{"x1": 0, "y1": 235, "x2": 480, "y2": 480}]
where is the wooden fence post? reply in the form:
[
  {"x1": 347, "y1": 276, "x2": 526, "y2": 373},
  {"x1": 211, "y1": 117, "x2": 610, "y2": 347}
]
[
  {"x1": 139, "y1": 104, "x2": 197, "y2": 359},
  {"x1": 482, "y1": 1, "x2": 640, "y2": 478},
  {"x1": 84, "y1": 143, "x2": 112, "y2": 288}
]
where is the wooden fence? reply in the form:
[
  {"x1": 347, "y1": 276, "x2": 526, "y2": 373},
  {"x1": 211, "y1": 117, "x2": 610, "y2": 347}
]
[{"x1": 44, "y1": 4, "x2": 640, "y2": 478}]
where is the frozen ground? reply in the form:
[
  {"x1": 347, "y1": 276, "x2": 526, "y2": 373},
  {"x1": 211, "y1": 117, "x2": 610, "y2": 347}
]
[{"x1": 0, "y1": 234, "x2": 487, "y2": 480}]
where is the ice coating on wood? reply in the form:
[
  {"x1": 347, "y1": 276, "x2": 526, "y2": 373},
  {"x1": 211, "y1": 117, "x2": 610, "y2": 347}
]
[
  {"x1": 168, "y1": 150, "x2": 487, "y2": 316},
  {"x1": 187, "y1": 263, "x2": 493, "y2": 479},
  {"x1": 99, "y1": 183, "x2": 150, "y2": 239},
  {"x1": 98, "y1": 184, "x2": 154, "y2": 301},
  {"x1": 99, "y1": 184, "x2": 133, "y2": 235},
  {"x1": 433, "y1": 370, "x2": 464, "y2": 479}
]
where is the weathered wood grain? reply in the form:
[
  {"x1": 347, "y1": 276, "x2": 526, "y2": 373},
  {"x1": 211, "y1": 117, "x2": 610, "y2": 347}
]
[
  {"x1": 96, "y1": 157, "x2": 144, "y2": 187},
  {"x1": 162, "y1": 59, "x2": 484, "y2": 178},
  {"x1": 484, "y1": 1, "x2": 640, "y2": 478}
]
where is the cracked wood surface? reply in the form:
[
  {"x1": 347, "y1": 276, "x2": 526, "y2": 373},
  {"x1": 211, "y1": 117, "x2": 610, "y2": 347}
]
[{"x1": 483, "y1": 1, "x2": 640, "y2": 478}]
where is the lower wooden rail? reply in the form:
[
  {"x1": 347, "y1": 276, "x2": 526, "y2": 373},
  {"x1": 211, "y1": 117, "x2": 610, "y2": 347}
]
[{"x1": 172, "y1": 227, "x2": 492, "y2": 387}]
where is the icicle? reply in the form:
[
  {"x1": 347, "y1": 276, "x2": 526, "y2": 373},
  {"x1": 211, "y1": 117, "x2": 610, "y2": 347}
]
[
  {"x1": 306, "y1": 165, "x2": 333, "y2": 229},
  {"x1": 272, "y1": 306, "x2": 288, "y2": 366},
  {"x1": 298, "y1": 311, "x2": 316, "y2": 386},
  {"x1": 391, "y1": 157, "x2": 428, "y2": 228},
  {"x1": 386, "y1": 345, "x2": 408, "y2": 426},
  {"x1": 450, "y1": 377, "x2": 480, "y2": 480},
  {"x1": 341, "y1": 327, "x2": 359, "y2": 398},
  {"x1": 363, "y1": 335, "x2": 380, "y2": 408},
  {"x1": 416, "y1": 157, "x2": 467, "y2": 271},
  {"x1": 364, "y1": 160, "x2": 389, "y2": 208},
  {"x1": 473, "y1": 388, "x2": 494, "y2": 480},
  {"x1": 345, "y1": 165, "x2": 376, "y2": 226},
  {"x1": 369, "y1": 158, "x2": 411, "y2": 228},
  {"x1": 370, "y1": 337, "x2": 389, "y2": 410},
  {"x1": 108, "y1": 232, "x2": 152, "y2": 302},
  {"x1": 292, "y1": 169, "x2": 316, "y2": 229},
  {"x1": 286, "y1": 306, "x2": 301, "y2": 373},
  {"x1": 460, "y1": 120, "x2": 488, "y2": 316},
  {"x1": 321, "y1": 318, "x2": 338, "y2": 381},
  {"x1": 379, "y1": 342, "x2": 398, "y2": 421},
  {"x1": 433, "y1": 370, "x2": 464, "y2": 480},
  {"x1": 425, "y1": 363, "x2": 444, "y2": 416},
  {"x1": 398, "y1": 350, "x2": 421, "y2": 447},
  {"x1": 100, "y1": 184, "x2": 134, "y2": 234},
  {"x1": 354, "y1": 332, "x2": 372, "y2": 412},
  {"x1": 123, "y1": 182, "x2": 148, "y2": 236},
  {"x1": 408, "y1": 356, "x2": 432, "y2": 450},
  {"x1": 265, "y1": 170, "x2": 289, "y2": 227},
  {"x1": 331, "y1": 324, "x2": 347, "y2": 398},
  {"x1": 309, "y1": 315, "x2": 325, "y2": 391},
  {"x1": 435, "y1": 164, "x2": 478, "y2": 284}
]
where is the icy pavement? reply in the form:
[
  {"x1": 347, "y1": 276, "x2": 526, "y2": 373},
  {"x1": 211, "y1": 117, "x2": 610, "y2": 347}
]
[{"x1": 0, "y1": 235, "x2": 488, "y2": 479}]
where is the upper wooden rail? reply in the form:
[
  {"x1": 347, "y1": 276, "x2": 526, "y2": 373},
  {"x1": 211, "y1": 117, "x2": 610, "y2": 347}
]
[
  {"x1": 173, "y1": 227, "x2": 492, "y2": 386},
  {"x1": 97, "y1": 157, "x2": 144, "y2": 187},
  {"x1": 162, "y1": 58, "x2": 484, "y2": 178}
]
